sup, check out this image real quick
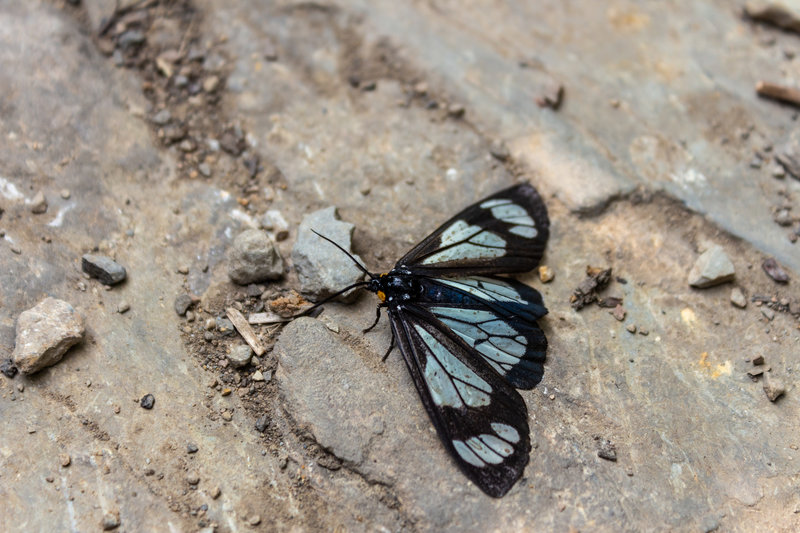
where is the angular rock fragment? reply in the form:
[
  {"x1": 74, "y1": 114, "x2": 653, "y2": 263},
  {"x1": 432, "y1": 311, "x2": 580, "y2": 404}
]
[
  {"x1": 261, "y1": 210, "x2": 290, "y2": 241},
  {"x1": 763, "y1": 372, "x2": 785, "y2": 402},
  {"x1": 762, "y1": 257, "x2": 790, "y2": 283},
  {"x1": 173, "y1": 294, "x2": 195, "y2": 316},
  {"x1": 292, "y1": 207, "x2": 365, "y2": 302},
  {"x1": 227, "y1": 229, "x2": 284, "y2": 284},
  {"x1": 30, "y1": 191, "x2": 47, "y2": 214},
  {"x1": 687, "y1": 245, "x2": 735, "y2": 288},
  {"x1": 140, "y1": 393, "x2": 155, "y2": 409},
  {"x1": 0, "y1": 358, "x2": 18, "y2": 378},
  {"x1": 82, "y1": 254, "x2": 127, "y2": 285},
  {"x1": 745, "y1": 1, "x2": 800, "y2": 34},
  {"x1": 730, "y1": 287, "x2": 747, "y2": 308},
  {"x1": 12, "y1": 298, "x2": 85, "y2": 374}
]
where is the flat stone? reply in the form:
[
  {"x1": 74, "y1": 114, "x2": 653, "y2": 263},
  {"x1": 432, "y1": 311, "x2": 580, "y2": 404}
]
[
  {"x1": 291, "y1": 207, "x2": 365, "y2": 302},
  {"x1": 227, "y1": 229, "x2": 284, "y2": 284},
  {"x1": 12, "y1": 298, "x2": 85, "y2": 374},
  {"x1": 688, "y1": 245, "x2": 735, "y2": 288},
  {"x1": 762, "y1": 257, "x2": 790, "y2": 283},
  {"x1": 227, "y1": 344, "x2": 252, "y2": 368},
  {"x1": 82, "y1": 254, "x2": 127, "y2": 285}
]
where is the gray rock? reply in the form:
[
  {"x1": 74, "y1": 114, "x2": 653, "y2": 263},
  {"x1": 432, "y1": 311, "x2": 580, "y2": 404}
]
[
  {"x1": 173, "y1": 294, "x2": 194, "y2": 316},
  {"x1": 730, "y1": 287, "x2": 747, "y2": 308},
  {"x1": 82, "y1": 254, "x2": 127, "y2": 285},
  {"x1": 688, "y1": 245, "x2": 735, "y2": 288},
  {"x1": 291, "y1": 207, "x2": 365, "y2": 302},
  {"x1": 275, "y1": 318, "x2": 386, "y2": 467},
  {"x1": 227, "y1": 344, "x2": 252, "y2": 368},
  {"x1": 12, "y1": 298, "x2": 85, "y2": 375},
  {"x1": 227, "y1": 229, "x2": 283, "y2": 284},
  {"x1": 763, "y1": 372, "x2": 786, "y2": 402},
  {"x1": 776, "y1": 131, "x2": 800, "y2": 180}
]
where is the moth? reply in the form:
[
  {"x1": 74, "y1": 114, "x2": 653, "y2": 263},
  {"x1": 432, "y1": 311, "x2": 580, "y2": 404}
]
[{"x1": 306, "y1": 182, "x2": 550, "y2": 497}]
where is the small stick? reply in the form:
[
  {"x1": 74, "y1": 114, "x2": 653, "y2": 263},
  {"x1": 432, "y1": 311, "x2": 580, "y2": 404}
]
[
  {"x1": 756, "y1": 81, "x2": 800, "y2": 107},
  {"x1": 226, "y1": 307, "x2": 266, "y2": 356}
]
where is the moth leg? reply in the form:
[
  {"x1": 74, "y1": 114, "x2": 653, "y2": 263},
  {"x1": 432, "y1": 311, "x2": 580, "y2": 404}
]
[
  {"x1": 363, "y1": 304, "x2": 383, "y2": 333},
  {"x1": 381, "y1": 329, "x2": 396, "y2": 362}
]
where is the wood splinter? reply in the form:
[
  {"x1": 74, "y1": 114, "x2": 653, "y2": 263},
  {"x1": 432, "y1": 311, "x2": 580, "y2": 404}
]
[
  {"x1": 226, "y1": 307, "x2": 266, "y2": 356},
  {"x1": 756, "y1": 81, "x2": 800, "y2": 107}
]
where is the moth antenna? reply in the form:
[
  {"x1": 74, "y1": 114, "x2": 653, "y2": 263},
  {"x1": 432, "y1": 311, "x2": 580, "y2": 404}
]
[
  {"x1": 310, "y1": 229, "x2": 377, "y2": 280},
  {"x1": 291, "y1": 280, "x2": 371, "y2": 319}
]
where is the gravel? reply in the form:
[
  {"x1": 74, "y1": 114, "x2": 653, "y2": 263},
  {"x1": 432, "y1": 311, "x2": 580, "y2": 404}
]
[
  {"x1": 140, "y1": 394, "x2": 155, "y2": 409},
  {"x1": 227, "y1": 344, "x2": 252, "y2": 368},
  {"x1": 730, "y1": 287, "x2": 747, "y2": 308}
]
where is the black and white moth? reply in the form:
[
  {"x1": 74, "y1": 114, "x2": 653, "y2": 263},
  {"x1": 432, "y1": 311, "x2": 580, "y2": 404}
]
[{"x1": 306, "y1": 182, "x2": 550, "y2": 497}]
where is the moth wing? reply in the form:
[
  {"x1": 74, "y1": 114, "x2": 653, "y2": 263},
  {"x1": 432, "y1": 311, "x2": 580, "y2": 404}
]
[
  {"x1": 397, "y1": 183, "x2": 549, "y2": 275},
  {"x1": 416, "y1": 275, "x2": 548, "y2": 390},
  {"x1": 389, "y1": 304, "x2": 531, "y2": 497}
]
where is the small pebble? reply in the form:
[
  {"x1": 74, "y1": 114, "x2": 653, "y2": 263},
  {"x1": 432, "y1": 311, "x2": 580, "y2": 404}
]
[
  {"x1": 45, "y1": 475, "x2": 54, "y2": 483},
  {"x1": 211, "y1": 486, "x2": 221, "y2": 499},
  {"x1": 610, "y1": 305, "x2": 626, "y2": 322},
  {"x1": 255, "y1": 415, "x2": 269, "y2": 433},
  {"x1": 753, "y1": 355, "x2": 765, "y2": 366},
  {"x1": 762, "y1": 257, "x2": 790, "y2": 283},
  {"x1": 626, "y1": 324, "x2": 637, "y2": 334},
  {"x1": 117, "y1": 301, "x2": 130, "y2": 314},
  {"x1": 204, "y1": 318, "x2": 217, "y2": 331},
  {"x1": 30, "y1": 191, "x2": 48, "y2": 214},
  {"x1": 60, "y1": 189, "x2": 71, "y2": 199},
  {"x1": 763, "y1": 372, "x2": 786, "y2": 402},
  {"x1": 221, "y1": 411, "x2": 233, "y2": 421},
  {"x1": 174, "y1": 294, "x2": 195, "y2": 316},
  {"x1": 203, "y1": 75, "x2": 220, "y2": 93},
  {"x1": 140, "y1": 393, "x2": 155, "y2": 409},
  {"x1": 761, "y1": 308, "x2": 775, "y2": 321},
  {"x1": 638, "y1": 328, "x2": 649, "y2": 336},
  {"x1": 538, "y1": 265, "x2": 555, "y2": 283},
  {"x1": 248, "y1": 515, "x2": 261, "y2": 526},
  {"x1": 187, "y1": 443, "x2": 199, "y2": 454},
  {"x1": 101, "y1": 512, "x2": 120, "y2": 530},
  {"x1": 252, "y1": 370, "x2": 265, "y2": 382},
  {"x1": 221, "y1": 388, "x2": 232, "y2": 397},
  {"x1": 730, "y1": 287, "x2": 747, "y2": 308},
  {"x1": 447, "y1": 103, "x2": 465, "y2": 117},
  {"x1": 60, "y1": 453, "x2": 71, "y2": 467}
]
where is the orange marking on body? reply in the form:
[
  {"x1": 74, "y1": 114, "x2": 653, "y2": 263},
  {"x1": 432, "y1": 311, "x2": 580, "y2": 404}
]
[{"x1": 377, "y1": 291, "x2": 386, "y2": 302}]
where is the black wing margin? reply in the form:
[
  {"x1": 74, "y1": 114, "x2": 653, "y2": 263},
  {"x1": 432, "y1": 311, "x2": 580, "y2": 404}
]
[
  {"x1": 389, "y1": 304, "x2": 531, "y2": 497},
  {"x1": 396, "y1": 183, "x2": 549, "y2": 275}
]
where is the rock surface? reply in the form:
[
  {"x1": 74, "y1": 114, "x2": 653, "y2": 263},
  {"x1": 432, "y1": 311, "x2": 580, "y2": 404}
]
[
  {"x1": 12, "y1": 298, "x2": 85, "y2": 374},
  {"x1": 292, "y1": 207, "x2": 365, "y2": 302},
  {"x1": 82, "y1": 254, "x2": 127, "y2": 285},
  {"x1": 688, "y1": 245, "x2": 735, "y2": 288},
  {"x1": 227, "y1": 229, "x2": 284, "y2": 284}
]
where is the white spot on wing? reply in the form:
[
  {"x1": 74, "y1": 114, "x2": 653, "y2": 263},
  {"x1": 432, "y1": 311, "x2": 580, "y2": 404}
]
[
  {"x1": 491, "y1": 204, "x2": 528, "y2": 220},
  {"x1": 421, "y1": 243, "x2": 505, "y2": 265},
  {"x1": 423, "y1": 348, "x2": 463, "y2": 408},
  {"x1": 491, "y1": 423, "x2": 520, "y2": 443},
  {"x1": 439, "y1": 220, "x2": 481, "y2": 247},
  {"x1": 509, "y1": 225, "x2": 538, "y2": 238},
  {"x1": 438, "y1": 277, "x2": 524, "y2": 303},
  {"x1": 467, "y1": 436, "x2": 503, "y2": 464},
  {"x1": 453, "y1": 440, "x2": 485, "y2": 467},
  {"x1": 480, "y1": 198, "x2": 512, "y2": 208},
  {"x1": 468, "y1": 231, "x2": 506, "y2": 248},
  {"x1": 480, "y1": 434, "x2": 514, "y2": 457},
  {"x1": 415, "y1": 325, "x2": 492, "y2": 407}
]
